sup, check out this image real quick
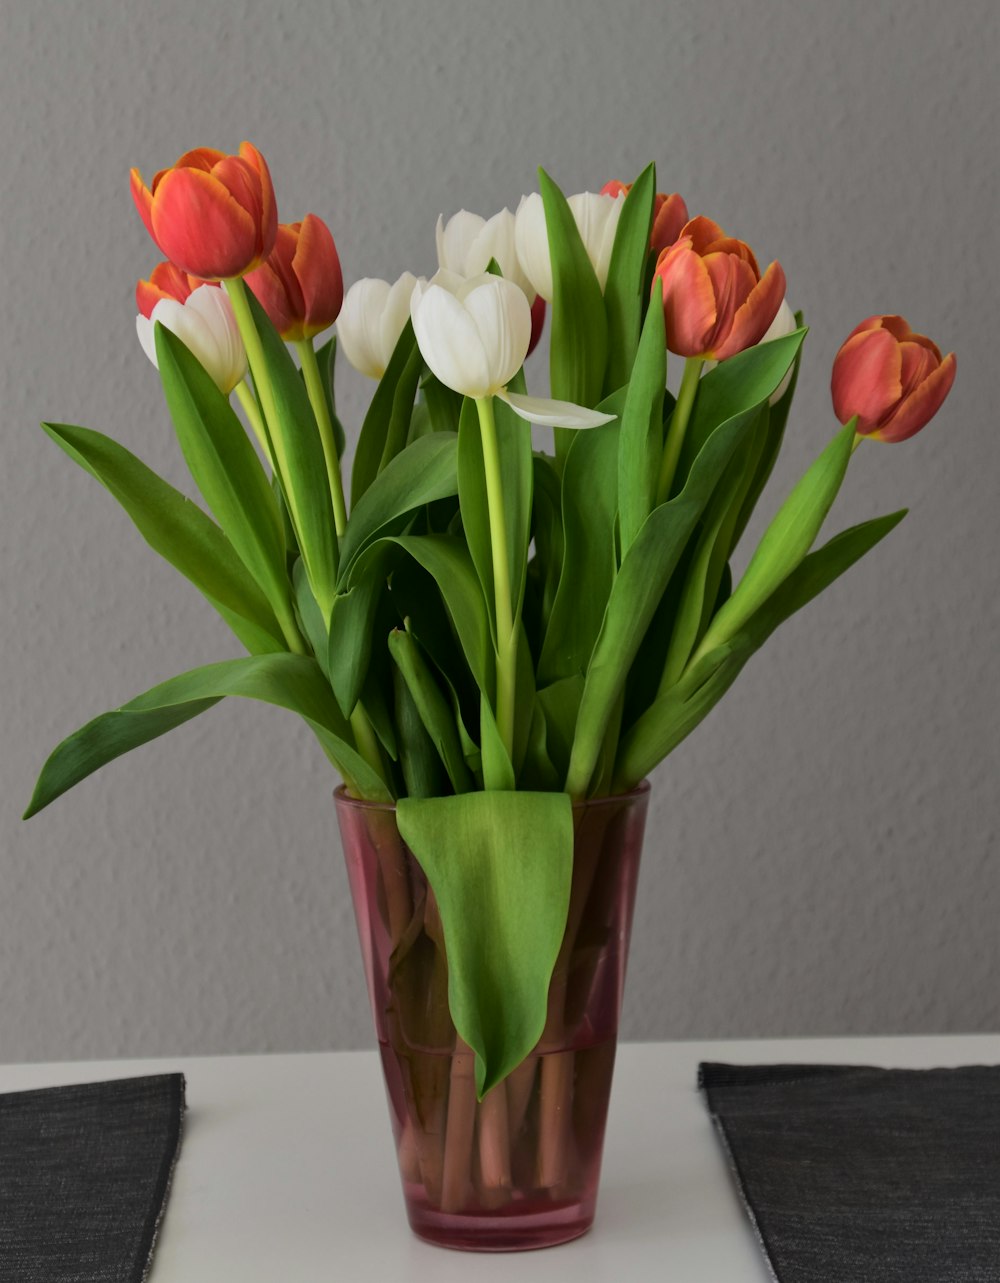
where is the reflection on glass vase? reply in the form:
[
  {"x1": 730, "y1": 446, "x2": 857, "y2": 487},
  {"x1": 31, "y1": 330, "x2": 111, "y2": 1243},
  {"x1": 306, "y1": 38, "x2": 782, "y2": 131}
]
[{"x1": 336, "y1": 782, "x2": 649, "y2": 1252}]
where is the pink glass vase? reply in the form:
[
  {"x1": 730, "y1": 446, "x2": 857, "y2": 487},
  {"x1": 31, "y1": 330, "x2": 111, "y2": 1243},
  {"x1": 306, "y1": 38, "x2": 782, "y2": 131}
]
[{"x1": 336, "y1": 782, "x2": 649, "y2": 1252}]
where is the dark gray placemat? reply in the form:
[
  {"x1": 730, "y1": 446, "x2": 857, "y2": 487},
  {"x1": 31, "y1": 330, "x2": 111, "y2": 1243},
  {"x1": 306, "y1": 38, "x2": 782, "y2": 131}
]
[
  {"x1": 0, "y1": 1074, "x2": 185, "y2": 1282},
  {"x1": 699, "y1": 1061, "x2": 1000, "y2": 1282}
]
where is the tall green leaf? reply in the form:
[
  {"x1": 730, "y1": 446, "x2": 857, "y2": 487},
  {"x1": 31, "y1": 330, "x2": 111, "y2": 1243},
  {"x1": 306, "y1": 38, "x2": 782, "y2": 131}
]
[
  {"x1": 154, "y1": 326, "x2": 292, "y2": 628},
  {"x1": 309, "y1": 335, "x2": 346, "y2": 458},
  {"x1": 617, "y1": 293, "x2": 667, "y2": 556},
  {"x1": 539, "y1": 168, "x2": 608, "y2": 432},
  {"x1": 41, "y1": 422, "x2": 285, "y2": 655},
  {"x1": 389, "y1": 627, "x2": 473, "y2": 794},
  {"x1": 24, "y1": 653, "x2": 390, "y2": 819},
  {"x1": 565, "y1": 404, "x2": 760, "y2": 797},
  {"x1": 397, "y1": 790, "x2": 574, "y2": 1096},
  {"x1": 242, "y1": 290, "x2": 339, "y2": 610},
  {"x1": 350, "y1": 321, "x2": 420, "y2": 504},
  {"x1": 615, "y1": 510, "x2": 908, "y2": 787},
  {"x1": 695, "y1": 420, "x2": 857, "y2": 658},
  {"x1": 538, "y1": 422, "x2": 620, "y2": 684},
  {"x1": 603, "y1": 162, "x2": 656, "y2": 395},
  {"x1": 337, "y1": 433, "x2": 459, "y2": 584}
]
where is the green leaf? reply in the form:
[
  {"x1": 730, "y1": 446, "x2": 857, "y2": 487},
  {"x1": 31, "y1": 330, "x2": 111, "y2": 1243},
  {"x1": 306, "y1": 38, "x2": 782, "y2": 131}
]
[
  {"x1": 292, "y1": 559, "x2": 330, "y2": 677},
  {"x1": 241, "y1": 289, "x2": 339, "y2": 610},
  {"x1": 351, "y1": 321, "x2": 420, "y2": 505},
  {"x1": 392, "y1": 660, "x2": 443, "y2": 799},
  {"x1": 617, "y1": 293, "x2": 667, "y2": 556},
  {"x1": 40, "y1": 422, "x2": 285, "y2": 654},
  {"x1": 615, "y1": 509, "x2": 908, "y2": 788},
  {"x1": 154, "y1": 325, "x2": 291, "y2": 625},
  {"x1": 396, "y1": 790, "x2": 574, "y2": 1096},
  {"x1": 565, "y1": 404, "x2": 760, "y2": 797},
  {"x1": 538, "y1": 422, "x2": 619, "y2": 684},
  {"x1": 537, "y1": 675, "x2": 584, "y2": 782},
  {"x1": 676, "y1": 328, "x2": 807, "y2": 489},
  {"x1": 457, "y1": 397, "x2": 533, "y2": 641},
  {"x1": 309, "y1": 336, "x2": 346, "y2": 458},
  {"x1": 421, "y1": 373, "x2": 464, "y2": 435},
  {"x1": 539, "y1": 168, "x2": 608, "y2": 445},
  {"x1": 337, "y1": 433, "x2": 459, "y2": 584},
  {"x1": 603, "y1": 163, "x2": 656, "y2": 395},
  {"x1": 389, "y1": 627, "x2": 473, "y2": 794},
  {"x1": 479, "y1": 692, "x2": 516, "y2": 792},
  {"x1": 696, "y1": 420, "x2": 857, "y2": 656},
  {"x1": 24, "y1": 653, "x2": 390, "y2": 819}
]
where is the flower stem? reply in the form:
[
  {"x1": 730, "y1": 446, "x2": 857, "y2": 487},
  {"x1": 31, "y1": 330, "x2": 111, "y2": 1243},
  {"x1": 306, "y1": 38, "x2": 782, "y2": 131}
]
[
  {"x1": 655, "y1": 356, "x2": 704, "y2": 505},
  {"x1": 295, "y1": 339, "x2": 348, "y2": 538},
  {"x1": 233, "y1": 380, "x2": 273, "y2": 467},
  {"x1": 475, "y1": 396, "x2": 517, "y2": 761}
]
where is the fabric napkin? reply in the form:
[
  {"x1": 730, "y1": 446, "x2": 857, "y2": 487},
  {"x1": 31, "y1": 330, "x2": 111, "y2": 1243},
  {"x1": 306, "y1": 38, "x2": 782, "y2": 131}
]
[
  {"x1": 0, "y1": 1073, "x2": 185, "y2": 1282},
  {"x1": 699, "y1": 1061, "x2": 1000, "y2": 1282}
]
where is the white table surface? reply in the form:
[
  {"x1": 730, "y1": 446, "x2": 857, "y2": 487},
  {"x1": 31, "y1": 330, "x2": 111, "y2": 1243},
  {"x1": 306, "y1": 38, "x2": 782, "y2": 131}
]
[{"x1": 3, "y1": 1035, "x2": 998, "y2": 1281}]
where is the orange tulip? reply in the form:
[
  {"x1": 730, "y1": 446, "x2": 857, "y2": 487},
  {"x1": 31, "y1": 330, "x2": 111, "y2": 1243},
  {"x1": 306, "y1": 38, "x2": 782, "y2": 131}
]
[
  {"x1": 135, "y1": 260, "x2": 213, "y2": 319},
  {"x1": 130, "y1": 142, "x2": 277, "y2": 281},
  {"x1": 600, "y1": 181, "x2": 689, "y2": 254},
  {"x1": 244, "y1": 215, "x2": 344, "y2": 342},
  {"x1": 831, "y1": 315, "x2": 956, "y2": 442},
  {"x1": 651, "y1": 216, "x2": 786, "y2": 361}
]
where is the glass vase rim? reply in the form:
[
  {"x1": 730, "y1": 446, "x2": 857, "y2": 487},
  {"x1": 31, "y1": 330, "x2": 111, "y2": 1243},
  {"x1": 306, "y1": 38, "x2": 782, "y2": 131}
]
[{"x1": 333, "y1": 779, "x2": 651, "y2": 814}]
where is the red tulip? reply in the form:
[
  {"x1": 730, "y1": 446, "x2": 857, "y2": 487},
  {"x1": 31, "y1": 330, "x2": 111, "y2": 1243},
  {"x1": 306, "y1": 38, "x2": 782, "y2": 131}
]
[
  {"x1": 527, "y1": 294, "x2": 546, "y2": 358},
  {"x1": 651, "y1": 216, "x2": 786, "y2": 360},
  {"x1": 600, "y1": 181, "x2": 689, "y2": 254},
  {"x1": 130, "y1": 142, "x2": 277, "y2": 281},
  {"x1": 135, "y1": 260, "x2": 214, "y2": 319},
  {"x1": 244, "y1": 216, "x2": 344, "y2": 342},
  {"x1": 831, "y1": 315, "x2": 957, "y2": 442}
]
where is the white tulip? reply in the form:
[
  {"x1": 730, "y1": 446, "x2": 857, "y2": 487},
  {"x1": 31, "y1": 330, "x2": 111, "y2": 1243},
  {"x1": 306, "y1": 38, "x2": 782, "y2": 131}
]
[
  {"x1": 410, "y1": 272, "x2": 613, "y2": 428},
  {"x1": 436, "y1": 208, "x2": 535, "y2": 301},
  {"x1": 336, "y1": 273, "x2": 417, "y2": 379},
  {"x1": 702, "y1": 299, "x2": 799, "y2": 404},
  {"x1": 137, "y1": 284, "x2": 247, "y2": 395},
  {"x1": 514, "y1": 190, "x2": 626, "y2": 303}
]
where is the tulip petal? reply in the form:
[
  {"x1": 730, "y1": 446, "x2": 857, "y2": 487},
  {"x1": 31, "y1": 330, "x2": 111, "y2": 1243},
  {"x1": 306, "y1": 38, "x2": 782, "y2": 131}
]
[
  {"x1": 130, "y1": 169, "x2": 156, "y2": 241},
  {"x1": 411, "y1": 280, "x2": 493, "y2": 398},
  {"x1": 656, "y1": 240, "x2": 717, "y2": 357},
  {"x1": 136, "y1": 313, "x2": 158, "y2": 369},
  {"x1": 498, "y1": 389, "x2": 615, "y2": 429},
  {"x1": 872, "y1": 351, "x2": 957, "y2": 443},
  {"x1": 337, "y1": 278, "x2": 391, "y2": 378},
  {"x1": 650, "y1": 192, "x2": 689, "y2": 253},
  {"x1": 436, "y1": 210, "x2": 486, "y2": 274},
  {"x1": 712, "y1": 259, "x2": 786, "y2": 360},
  {"x1": 462, "y1": 277, "x2": 532, "y2": 392},
  {"x1": 239, "y1": 142, "x2": 277, "y2": 261},
  {"x1": 150, "y1": 167, "x2": 259, "y2": 279},
  {"x1": 514, "y1": 194, "x2": 554, "y2": 303},
  {"x1": 832, "y1": 328, "x2": 902, "y2": 431},
  {"x1": 292, "y1": 213, "x2": 343, "y2": 334}
]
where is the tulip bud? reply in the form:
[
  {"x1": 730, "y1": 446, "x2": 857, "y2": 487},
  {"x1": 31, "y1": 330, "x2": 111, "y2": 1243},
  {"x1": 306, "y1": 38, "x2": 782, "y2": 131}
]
[
  {"x1": 514, "y1": 190, "x2": 626, "y2": 303},
  {"x1": 136, "y1": 261, "x2": 212, "y2": 319},
  {"x1": 336, "y1": 273, "x2": 418, "y2": 379},
  {"x1": 600, "y1": 181, "x2": 689, "y2": 255},
  {"x1": 130, "y1": 142, "x2": 277, "y2": 281},
  {"x1": 831, "y1": 314, "x2": 956, "y2": 443},
  {"x1": 410, "y1": 272, "x2": 612, "y2": 428},
  {"x1": 436, "y1": 208, "x2": 536, "y2": 301},
  {"x1": 136, "y1": 283, "x2": 247, "y2": 394},
  {"x1": 652, "y1": 216, "x2": 786, "y2": 361},
  {"x1": 244, "y1": 215, "x2": 344, "y2": 342}
]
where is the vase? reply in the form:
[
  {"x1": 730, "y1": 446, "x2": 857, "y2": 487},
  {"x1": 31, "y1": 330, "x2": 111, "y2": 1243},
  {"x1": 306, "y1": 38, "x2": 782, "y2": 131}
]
[{"x1": 335, "y1": 781, "x2": 649, "y2": 1252}]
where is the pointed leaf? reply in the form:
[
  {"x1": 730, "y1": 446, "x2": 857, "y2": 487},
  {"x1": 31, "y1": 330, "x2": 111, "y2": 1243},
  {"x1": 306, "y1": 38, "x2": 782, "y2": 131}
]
[
  {"x1": 389, "y1": 628, "x2": 473, "y2": 794},
  {"x1": 351, "y1": 321, "x2": 420, "y2": 504},
  {"x1": 41, "y1": 422, "x2": 284, "y2": 653},
  {"x1": 603, "y1": 162, "x2": 656, "y2": 394},
  {"x1": 617, "y1": 291, "x2": 667, "y2": 556},
  {"x1": 396, "y1": 790, "x2": 574, "y2": 1095}
]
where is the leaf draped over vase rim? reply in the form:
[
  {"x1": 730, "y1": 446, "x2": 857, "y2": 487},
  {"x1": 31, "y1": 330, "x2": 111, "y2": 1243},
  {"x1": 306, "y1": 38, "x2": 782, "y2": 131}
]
[{"x1": 27, "y1": 146, "x2": 957, "y2": 1128}]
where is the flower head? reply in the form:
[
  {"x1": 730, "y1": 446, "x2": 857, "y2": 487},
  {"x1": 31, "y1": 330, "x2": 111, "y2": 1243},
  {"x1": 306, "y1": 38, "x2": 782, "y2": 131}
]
[
  {"x1": 336, "y1": 273, "x2": 417, "y2": 379},
  {"x1": 130, "y1": 142, "x2": 277, "y2": 280},
  {"x1": 831, "y1": 314, "x2": 956, "y2": 442},
  {"x1": 652, "y1": 216, "x2": 786, "y2": 361},
  {"x1": 136, "y1": 283, "x2": 247, "y2": 394},
  {"x1": 436, "y1": 208, "x2": 535, "y2": 300},
  {"x1": 514, "y1": 190, "x2": 626, "y2": 303},
  {"x1": 245, "y1": 215, "x2": 343, "y2": 342},
  {"x1": 136, "y1": 261, "x2": 212, "y2": 319},
  {"x1": 600, "y1": 181, "x2": 689, "y2": 255}
]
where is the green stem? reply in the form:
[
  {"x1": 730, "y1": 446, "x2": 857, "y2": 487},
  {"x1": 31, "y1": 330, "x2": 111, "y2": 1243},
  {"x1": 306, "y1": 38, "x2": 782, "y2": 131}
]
[
  {"x1": 655, "y1": 357, "x2": 704, "y2": 505},
  {"x1": 476, "y1": 396, "x2": 517, "y2": 762},
  {"x1": 295, "y1": 339, "x2": 348, "y2": 538},
  {"x1": 851, "y1": 431, "x2": 865, "y2": 454},
  {"x1": 233, "y1": 380, "x2": 274, "y2": 467},
  {"x1": 350, "y1": 704, "x2": 385, "y2": 784}
]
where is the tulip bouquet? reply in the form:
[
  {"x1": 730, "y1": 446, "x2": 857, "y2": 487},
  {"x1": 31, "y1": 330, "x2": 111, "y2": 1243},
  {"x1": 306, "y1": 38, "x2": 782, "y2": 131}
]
[{"x1": 24, "y1": 141, "x2": 956, "y2": 1239}]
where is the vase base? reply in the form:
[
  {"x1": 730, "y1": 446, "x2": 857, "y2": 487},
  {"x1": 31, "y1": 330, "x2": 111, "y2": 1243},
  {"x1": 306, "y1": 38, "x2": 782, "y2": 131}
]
[{"x1": 407, "y1": 1200, "x2": 595, "y2": 1252}]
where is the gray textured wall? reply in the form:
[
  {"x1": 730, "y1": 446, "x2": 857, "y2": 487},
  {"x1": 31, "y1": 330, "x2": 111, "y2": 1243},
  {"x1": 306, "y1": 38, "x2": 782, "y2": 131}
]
[{"x1": 2, "y1": 0, "x2": 997, "y2": 1063}]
